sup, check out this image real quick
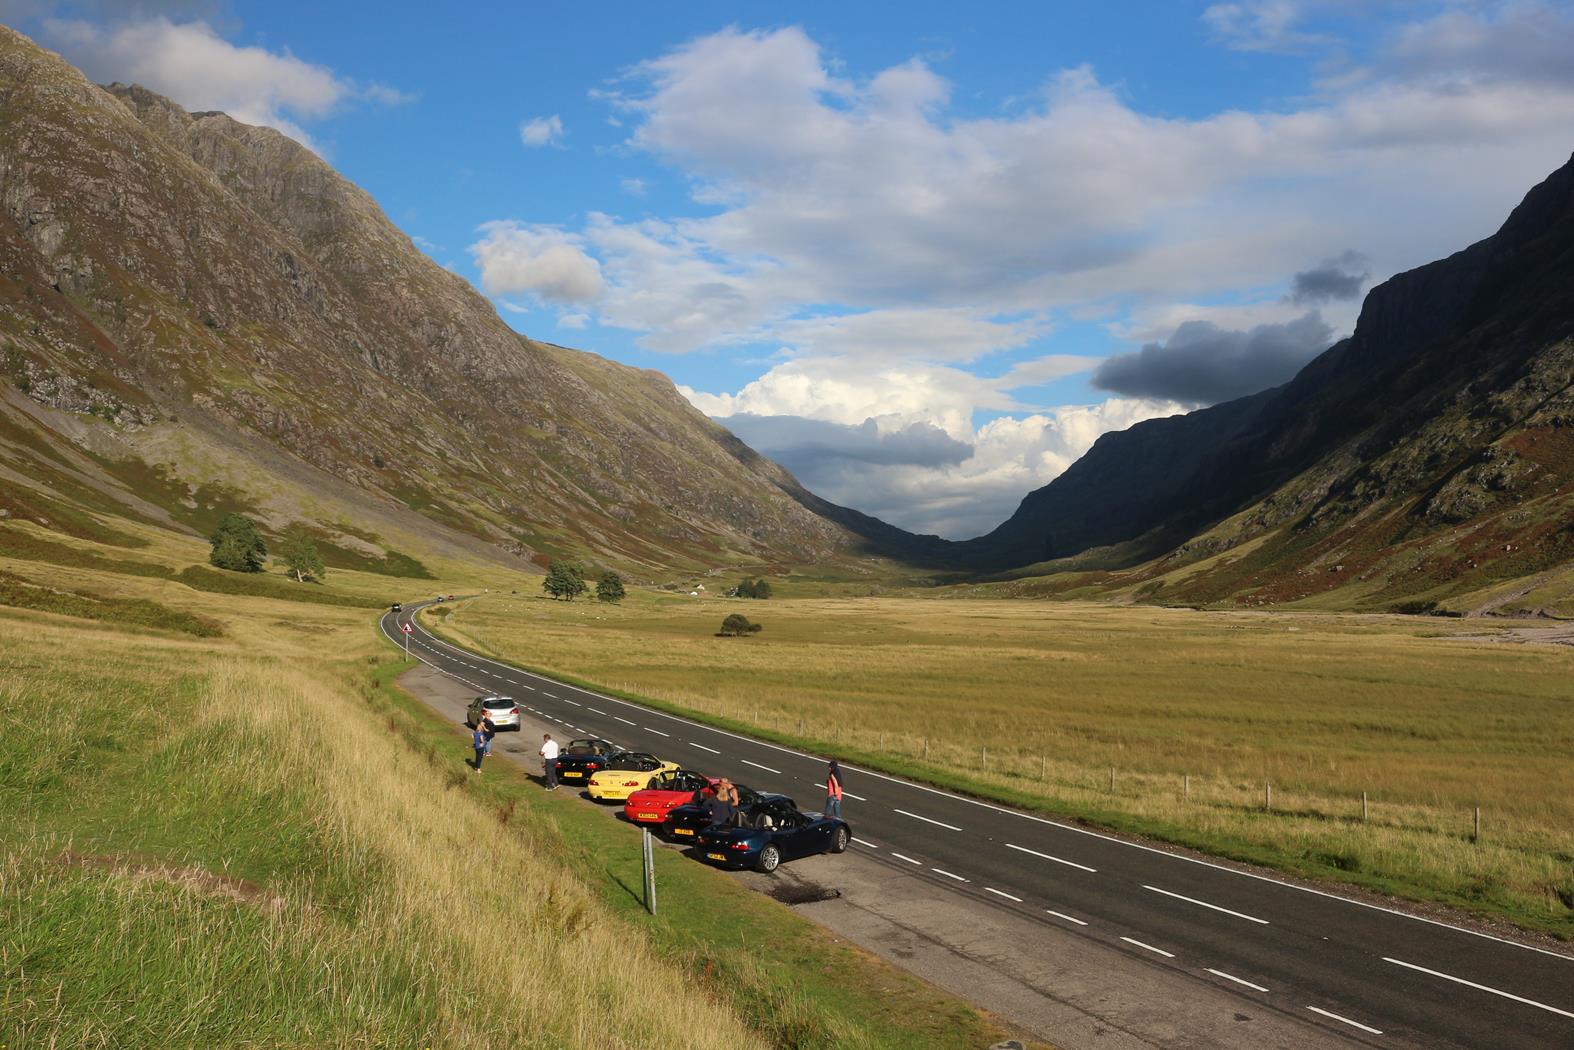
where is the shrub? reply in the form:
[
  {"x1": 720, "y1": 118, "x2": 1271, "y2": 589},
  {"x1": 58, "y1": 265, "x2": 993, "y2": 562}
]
[
  {"x1": 718, "y1": 613, "x2": 762, "y2": 637},
  {"x1": 596, "y1": 571, "x2": 625, "y2": 604},
  {"x1": 209, "y1": 513, "x2": 267, "y2": 573},
  {"x1": 279, "y1": 524, "x2": 326, "y2": 583}
]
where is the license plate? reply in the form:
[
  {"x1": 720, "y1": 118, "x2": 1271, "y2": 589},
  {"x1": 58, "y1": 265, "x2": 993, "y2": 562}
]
[
  {"x1": 706, "y1": 852, "x2": 727, "y2": 861},
  {"x1": 562, "y1": 771, "x2": 582, "y2": 778},
  {"x1": 638, "y1": 813, "x2": 658, "y2": 820},
  {"x1": 673, "y1": 827, "x2": 694, "y2": 836}
]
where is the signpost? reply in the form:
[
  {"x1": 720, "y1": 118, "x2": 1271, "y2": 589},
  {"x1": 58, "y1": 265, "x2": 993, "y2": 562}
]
[
  {"x1": 642, "y1": 828, "x2": 657, "y2": 915},
  {"x1": 400, "y1": 620, "x2": 412, "y2": 659}
]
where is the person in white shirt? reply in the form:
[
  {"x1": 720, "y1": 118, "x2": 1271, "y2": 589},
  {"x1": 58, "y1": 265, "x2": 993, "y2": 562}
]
[{"x1": 539, "y1": 733, "x2": 560, "y2": 790}]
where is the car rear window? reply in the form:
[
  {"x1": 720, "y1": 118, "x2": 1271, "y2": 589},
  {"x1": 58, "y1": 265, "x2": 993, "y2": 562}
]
[{"x1": 482, "y1": 699, "x2": 514, "y2": 709}]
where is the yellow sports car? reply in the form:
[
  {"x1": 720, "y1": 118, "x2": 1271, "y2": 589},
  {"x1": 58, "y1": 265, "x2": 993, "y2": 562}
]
[{"x1": 586, "y1": 752, "x2": 681, "y2": 802}]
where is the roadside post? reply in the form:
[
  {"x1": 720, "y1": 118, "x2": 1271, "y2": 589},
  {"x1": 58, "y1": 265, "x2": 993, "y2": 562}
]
[
  {"x1": 401, "y1": 620, "x2": 412, "y2": 660},
  {"x1": 642, "y1": 828, "x2": 657, "y2": 915}
]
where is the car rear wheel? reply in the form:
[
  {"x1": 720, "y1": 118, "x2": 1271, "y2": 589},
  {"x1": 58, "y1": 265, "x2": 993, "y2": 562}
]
[
  {"x1": 756, "y1": 844, "x2": 781, "y2": 873},
  {"x1": 830, "y1": 826, "x2": 849, "y2": 854}
]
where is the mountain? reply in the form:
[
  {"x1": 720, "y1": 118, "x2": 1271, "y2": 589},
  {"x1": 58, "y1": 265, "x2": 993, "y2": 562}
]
[
  {"x1": 962, "y1": 151, "x2": 1574, "y2": 610},
  {"x1": 0, "y1": 25, "x2": 873, "y2": 573}
]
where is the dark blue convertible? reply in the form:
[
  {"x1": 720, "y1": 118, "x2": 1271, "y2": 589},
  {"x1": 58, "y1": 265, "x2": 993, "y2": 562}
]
[{"x1": 694, "y1": 797, "x2": 851, "y2": 872}]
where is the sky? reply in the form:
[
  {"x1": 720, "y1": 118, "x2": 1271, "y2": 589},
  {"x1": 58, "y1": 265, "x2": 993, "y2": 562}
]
[{"x1": 10, "y1": 1, "x2": 1574, "y2": 538}]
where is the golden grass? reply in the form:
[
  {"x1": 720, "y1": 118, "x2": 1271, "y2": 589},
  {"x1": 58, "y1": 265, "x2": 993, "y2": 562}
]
[{"x1": 441, "y1": 590, "x2": 1574, "y2": 936}]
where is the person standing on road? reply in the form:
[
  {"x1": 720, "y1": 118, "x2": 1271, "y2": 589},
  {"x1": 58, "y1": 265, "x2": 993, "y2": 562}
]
[
  {"x1": 825, "y1": 759, "x2": 844, "y2": 818},
  {"x1": 539, "y1": 733, "x2": 560, "y2": 790},
  {"x1": 472, "y1": 722, "x2": 489, "y2": 773}
]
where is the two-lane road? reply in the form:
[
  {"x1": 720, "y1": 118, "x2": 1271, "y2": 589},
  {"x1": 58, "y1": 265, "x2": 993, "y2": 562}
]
[{"x1": 382, "y1": 600, "x2": 1573, "y2": 1050}]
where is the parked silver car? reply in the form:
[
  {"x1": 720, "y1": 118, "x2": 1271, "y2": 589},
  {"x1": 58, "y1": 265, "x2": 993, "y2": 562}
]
[{"x1": 466, "y1": 695, "x2": 521, "y2": 731}]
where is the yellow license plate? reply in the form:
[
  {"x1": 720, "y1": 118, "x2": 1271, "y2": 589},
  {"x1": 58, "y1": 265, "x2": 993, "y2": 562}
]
[
  {"x1": 562, "y1": 771, "x2": 582, "y2": 778},
  {"x1": 673, "y1": 827, "x2": 694, "y2": 836},
  {"x1": 706, "y1": 852, "x2": 727, "y2": 861},
  {"x1": 638, "y1": 813, "x2": 658, "y2": 820}
]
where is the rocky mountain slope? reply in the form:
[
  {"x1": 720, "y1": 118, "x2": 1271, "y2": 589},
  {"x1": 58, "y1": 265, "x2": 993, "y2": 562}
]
[
  {"x1": 0, "y1": 25, "x2": 865, "y2": 573},
  {"x1": 963, "y1": 152, "x2": 1574, "y2": 610}
]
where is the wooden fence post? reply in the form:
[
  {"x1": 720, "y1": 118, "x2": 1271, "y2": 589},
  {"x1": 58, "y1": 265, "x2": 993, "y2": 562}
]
[
  {"x1": 1183, "y1": 774, "x2": 1189, "y2": 802},
  {"x1": 1362, "y1": 792, "x2": 1368, "y2": 822}
]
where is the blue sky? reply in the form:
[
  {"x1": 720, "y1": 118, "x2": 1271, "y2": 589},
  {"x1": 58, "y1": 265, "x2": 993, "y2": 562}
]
[{"x1": 15, "y1": 1, "x2": 1574, "y2": 536}]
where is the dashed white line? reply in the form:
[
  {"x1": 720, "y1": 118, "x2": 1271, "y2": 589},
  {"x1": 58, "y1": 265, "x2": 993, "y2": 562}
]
[
  {"x1": 614, "y1": 716, "x2": 637, "y2": 726},
  {"x1": 932, "y1": 868, "x2": 970, "y2": 883},
  {"x1": 890, "y1": 852, "x2": 922, "y2": 866},
  {"x1": 842, "y1": 790, "x2": 866, "y2": 801},
  {"x1": 1306, "y1": 1007, "x2": 1383, "y2": 1035},
  {"x1": 1005, "y1": 842, "x2": 1098, "y2": 873},
  {"x1": 852, "y1": 837, "x2": 879, "y2": 849},
  {"x1": 1382, "y1": 957, "x2": 1574, "y2": 1019},
  {"x1": 1046, "y1": 910, "x2": 1088, "y2": 926},
  {"x1": 689, "y1": 742, "x2": 721, "y2": 754},
  {"x1": 1207, "y1": 969, "x2": 1269, "y2": 993},
  {"x1": 562, "y1": 699, "x2": 581, "y2": 707},
  {"x1": 588, "y1": 707, "x2": 606, "y2": 715},
  {"x1": 1120, "y1": 937, "x2": 1175, "y2": 959},
  {"x1": 742, "y1": 759, "x2": 782, "y2": 774},
  {"x1": 645, "y1": 728, "x2": 671, "y2": 737},
  {"x1": 1143, "y1": 885, "x2": 1270, "y2": 925},
  {"x1": 894, "y1": 808, "x2": 962, "y2": 831},
  {"x1": 985, "y1": 887, "x2": 1023, "y2": 902},
  {"x1": 544, "y1": 692, "x2": 558, "y2": 699},
  {"x1": 521, "y1": 685, "x2": 537, "y2": 691}
]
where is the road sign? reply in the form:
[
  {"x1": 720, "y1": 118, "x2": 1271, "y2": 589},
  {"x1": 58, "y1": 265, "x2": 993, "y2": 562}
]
[{"x1": 401, "y1": 622, "x2": 413, "y2": 634}]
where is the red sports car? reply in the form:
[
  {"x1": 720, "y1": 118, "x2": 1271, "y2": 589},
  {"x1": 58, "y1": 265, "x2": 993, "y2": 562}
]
[{"x1": 623, "y1": 769, "x2": 718, "y2": 828}]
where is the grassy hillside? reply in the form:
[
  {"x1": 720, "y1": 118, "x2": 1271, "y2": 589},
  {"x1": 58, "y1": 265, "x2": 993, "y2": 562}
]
[
  {"x1": 0, "y1": 519, "x2": 1021, "y2": 1049},
  {"x1": 431, "y1": 588, "x2": 1574, "y2": 942}
]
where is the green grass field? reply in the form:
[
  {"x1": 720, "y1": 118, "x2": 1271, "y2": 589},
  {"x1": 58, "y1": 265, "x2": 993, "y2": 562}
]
[
  {"x1": 0, "y1": 521, "x2": 1024, "y2": 1049},
  {"x1": 435, "y1": 587, "x2": 1574, "y2": 941}
]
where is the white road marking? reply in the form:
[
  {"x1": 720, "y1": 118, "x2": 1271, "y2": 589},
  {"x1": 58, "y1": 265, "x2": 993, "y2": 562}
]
[
  {"x1": 588, "y1": 708, "x2": 606, "y2": 714},
  {"x1": 1120, "y1": 937, "x2": 1175, "y2": 959},
  {"x1": 645, "y1": 728, "x2": 671, "y2": 737},
  {"x1": 615, "y1": 716, "x2": 637, "y2": 725},
  {"x1": 890, "y1": 852, "x2": 922, "y2": 866},
  {"x1": 543, "y1": 692, "x2": 557, "y2": 698},
  {"x1": 932, "y1": 868, "x2": 970, "y2": 883},
  {"x1": 1306, "y1": 1007, "x2": 1383, "y2": 1035},
  {"x1": 1383, "y1": 957, "x2": 1574, "y2": 1019},
  {"x1": 1046, "y1": 910, "x2": 1088, "y2": 926},
  {"x1": 1208, "y1": 969, "x2": 1269, "y2": 993},
  {"x1": 521, "y1": 685, "x2": 537, "y2": 691},
  {"x1": 894, "y1": 808, "x2": 962, "y2": 831},
  {"x1": 742, "y1": 759, "x2": 782, "y2": 774},
  {"x1": 985, "y1": 887, "x2": 1023, "y2": 902},
  {"x1": 852, "y1": 837, "x2": 879, "y2": 849},
  {"x1": 1005, "y1": 842, "x2": 1098, "y2": 873},
  {"x1": 563, "y1": 699, "x2": 581, "y2": 707},
  {"x1": 842, "y1": 790, "x2": 867, "y2": 801},
  {"x1": 1143, "y1": 885, "x2": 1270, "y2": 925},
  {"x1": 689, "y1": 742, "x2": 721, "y2": 754}
]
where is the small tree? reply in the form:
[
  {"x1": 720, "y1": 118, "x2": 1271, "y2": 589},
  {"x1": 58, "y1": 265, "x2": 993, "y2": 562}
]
[
  {"x1": 750, "y1": 578, "x2": 773, "y2": 600},
  {"x1": 279, "y1": 524, "x2": 326, "y2": 583},
  {"x1": 542, "y1": 561, "x2": 587, "y2": 600},
  {"x1": 734, "y1": 577, "x2": 772, "y2": 599},
  {"x1": 718, "y1": 613, "x2": 762, "y2": 637},
  {"x1": 596, "y1": 571, "x2": 625, "y2": 604},
  {"x1": 209, "y1": 513, "x2": 267, "y2": 573}
]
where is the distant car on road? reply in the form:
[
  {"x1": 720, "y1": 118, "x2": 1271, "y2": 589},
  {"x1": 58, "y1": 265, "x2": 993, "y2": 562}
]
[
  {"x1": 447, "y1": 594, "x2": 455, "y2": 601},
  {"x1": 391, "y1": 602, "x2": 403, "y2": 613},
  {"x1": 435, "y1": 595, "x2": 445, "y2": 602},
  {"x1": 552, "y1": 737, "x2": 620, "y2": 784},
  {"x1": 586, "y1": 752, "x2": 680, "y2": 802},
  {"x1": 696, "y1": 798, "x2": 850, "y2": 872},
  {"x1": 663, "y1": 784, "x2": 784, "y2": 841},
  {"x1": 623, "y1": 770, "x2": 718, "y2": 827},
  {"x1": 465, "y1": 696, "x2": 520, "y2": 731}
]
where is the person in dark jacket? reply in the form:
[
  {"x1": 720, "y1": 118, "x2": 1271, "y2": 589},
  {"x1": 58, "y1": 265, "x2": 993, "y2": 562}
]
[{"x1": 704, "y1": 779, "x2": 736, "y2": 826}]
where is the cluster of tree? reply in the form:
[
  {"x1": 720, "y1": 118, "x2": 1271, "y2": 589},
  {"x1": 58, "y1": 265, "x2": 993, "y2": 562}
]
[
  {"x1": 209, "y1": 515, "x2": 329, "y2": 582},
  {"x1": 718, "y1": 613, "x2": 762, "y2": 637},
  {"x1": 542, "y1": 561, "x2": 626, "y2": 604},
  {"x1": 729, "y1": 577, "x2": 773, "y2": 599}
]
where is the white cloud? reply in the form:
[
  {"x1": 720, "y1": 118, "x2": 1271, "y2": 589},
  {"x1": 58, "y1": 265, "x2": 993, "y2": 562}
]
[
  {"x1": 44, "y1": 16, "x2": 405, "y2": 149},
  {"x1": 557, "y1": 312, "x2": 590, "y2": 329},
  {"x1": 471, "y1": 221, "x2": 604, "y2": 304},
  {"x1": 620, "y1": 177, "x2": 647, "y2": 196},
  {"x1": 1202, "y1": 1, "x2": 1329, "y2": 53},
  {"x1": 519, "y1": 114, "x2": 564, "y2": 147}
]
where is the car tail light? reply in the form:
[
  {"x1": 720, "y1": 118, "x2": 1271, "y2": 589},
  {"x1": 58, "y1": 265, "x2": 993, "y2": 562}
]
[
  {"x1": 554, "y1": 761, "x2": 563, "y2": 770},
  {"x1": 623, "y1": 780, "x2": 639, "y2": 787},
  {"x1": 511, "y1": 707, "x2": 520, "y2": 715},
  {"x1": 731, "y1": 841, "x2": 751, "y2": 851}
]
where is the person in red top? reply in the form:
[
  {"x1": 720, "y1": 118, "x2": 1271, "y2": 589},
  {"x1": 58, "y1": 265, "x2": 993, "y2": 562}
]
[{"x1": 825, "y1": 759, "x2": 844, "y2": 818}]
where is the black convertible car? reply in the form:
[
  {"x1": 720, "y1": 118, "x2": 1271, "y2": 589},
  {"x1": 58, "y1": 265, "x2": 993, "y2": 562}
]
[
  {"x1": 663, "y1": 784, "x2": 782, "y2": 842},
  {"x1": 695, "y1": 797, "x2": 851, "y2": 872},
  {"x1": 551, "y1": 738, "x2": 619, "y2": 785}
]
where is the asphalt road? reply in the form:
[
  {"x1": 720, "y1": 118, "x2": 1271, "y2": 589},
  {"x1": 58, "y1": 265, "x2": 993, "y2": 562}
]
[{"x1": 382, "y1": 599, "x2": 1574, "y2": 1050}]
